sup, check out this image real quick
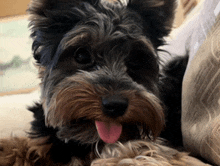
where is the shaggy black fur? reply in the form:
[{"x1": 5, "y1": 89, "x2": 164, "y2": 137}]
[
  {"x1": 28, "y1": 0, "x2": 176, "y2": 69},
  {"x1": 29, "y1": 103, "x2": 93, "y2": 164}
]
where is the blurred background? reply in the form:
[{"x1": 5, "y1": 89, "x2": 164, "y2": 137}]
[
  {"x1": 0, "y1": 0, "x2": 30, "y2": 17},
  {"x1": 0, "y1": 0, "x2": 39, "y2": 96},
  {"x1": 0, "y1": 0, "x2": 202, "y2": 96}
]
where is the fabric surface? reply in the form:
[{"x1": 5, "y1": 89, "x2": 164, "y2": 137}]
[
  {"x1": 182, "y1": 12, "x2": 220, "y2": 166},
  {"x1": 159, "y1": 0, "x2": 219, "y2": 66}
]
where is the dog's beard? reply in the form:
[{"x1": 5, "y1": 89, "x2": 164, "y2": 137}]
[
  {"x1": 57, "y1": 120, "x2": 99, "y2": 144},
  {"x1": 43, "y1": 72, "x2": 164, "y2": 144},
  {"x1": 57, "y1": 120, "x2": 145, "y2": 144}
]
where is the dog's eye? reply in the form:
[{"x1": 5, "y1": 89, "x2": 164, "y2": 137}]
[{"x1": 74, "y1": 47, "x2": 92, "y2": 64}]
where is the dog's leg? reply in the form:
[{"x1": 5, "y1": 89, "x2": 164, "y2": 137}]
[
  {"x1": 0, "y1": 137, "x2": 91, "y2": 165},
  {"x1": 0, "y1": 137, "x2": 56, "y2": 165},
  {"x1": 0, "y1": 137, "x2": 30, "y2": 165},
  {"x1": 159, "y1": 55, "x2": 189, "y2": 147}
]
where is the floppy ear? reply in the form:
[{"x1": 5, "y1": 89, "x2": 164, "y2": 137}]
[
  {"x1": 28, "y1": 0, "x2": 99, "y2": 67},
  {"x1": 127, "y1": 0, "x2": 177, "y2": 47}
]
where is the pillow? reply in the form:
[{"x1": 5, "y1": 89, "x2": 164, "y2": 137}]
[{"x1": 182, "y1": 13, "x2": 220, "y2": 165}]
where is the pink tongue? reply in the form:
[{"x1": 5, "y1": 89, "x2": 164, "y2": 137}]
[{"x1": 95, "y1": 121, "x2": 122, "y2": 144}]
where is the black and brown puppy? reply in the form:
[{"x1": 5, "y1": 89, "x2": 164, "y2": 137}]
[{"x1": 0, "y1": 0, "x2": 180, "y2": 165}]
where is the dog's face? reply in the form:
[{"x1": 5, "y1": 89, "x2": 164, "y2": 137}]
[{"x1": 29, "y1": 0, "x2": 176, "y2": 144}]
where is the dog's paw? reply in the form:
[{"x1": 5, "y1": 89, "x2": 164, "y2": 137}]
[
  {"x1": 0, "y1": 138, "x2": 16, "y2": 165},
  {"x1": 0, "y1": 137, "x2": 29, "y2": 165}
]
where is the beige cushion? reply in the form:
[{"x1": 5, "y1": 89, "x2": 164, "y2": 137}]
[
  {"x1": 182, "y1": 14, "x2": 220, "y2": 165},
  {"x1": 0, "y1": 90, "x2": 40, "y2": 139}
]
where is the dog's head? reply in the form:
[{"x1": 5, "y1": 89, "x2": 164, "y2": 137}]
[{"x1": 29, "y1": 0, "x2": 176, "y2": 144}]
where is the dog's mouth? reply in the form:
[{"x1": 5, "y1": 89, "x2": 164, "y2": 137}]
[
  {"x1": 95, "y1": 121, "x2": 122, "y2": 144},
  {"x1": 57, "y1": 119, "x2": 143, "y2": 145}
]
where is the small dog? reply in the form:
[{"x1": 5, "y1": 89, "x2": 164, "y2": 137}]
[{"x1": 0, "y1": 0, "x2": 187, "y2": 165}]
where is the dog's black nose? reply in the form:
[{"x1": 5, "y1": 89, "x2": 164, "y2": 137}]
[{"x1": 102, "y1": 96, "x2": 128, "y2": 118}]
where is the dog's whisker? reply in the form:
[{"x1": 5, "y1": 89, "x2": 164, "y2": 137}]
[
  {"x1": 65, "y1": 138, "x2": 69, "y2": 144},
  {"x1": 95, "y1": 140, "x2": 101, "y2": 158}
]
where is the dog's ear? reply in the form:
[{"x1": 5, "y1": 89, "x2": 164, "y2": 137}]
[
  {"x1": 28, "y1": 0, "x2": 99, "y2": 67},
  {"x1": 127, "y1": 0, "x2": 177, "y2": 47}
]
